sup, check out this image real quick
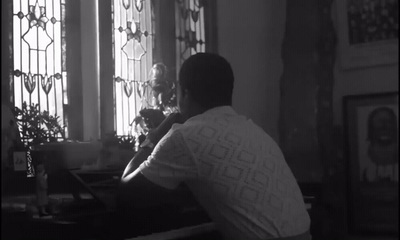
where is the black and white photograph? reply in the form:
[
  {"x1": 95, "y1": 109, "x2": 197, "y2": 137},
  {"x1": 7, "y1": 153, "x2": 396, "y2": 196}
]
[
  {"x1": 344, "y1": 92, "x2": 398, "y2": 235},
  {"x1": 1, "y1": 0, "x2": 398, "y2": 240}
]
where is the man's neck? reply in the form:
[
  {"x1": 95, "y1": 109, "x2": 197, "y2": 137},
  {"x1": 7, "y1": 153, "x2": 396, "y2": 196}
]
[{"x1": 183, "y1": 104, "x2": 207, "y2": 120}]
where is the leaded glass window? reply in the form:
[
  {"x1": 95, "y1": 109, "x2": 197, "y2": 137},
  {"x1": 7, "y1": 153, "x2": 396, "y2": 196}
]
[
  {"x1": 175, "y1": 0, "x2": 206, "y2": 74},
  {"x1": 111, "y1": 0, "x2": 208, "y2": 137},
  {"x1": 12, "y1": 0, "x2": 68, "y2": 140},
  {"x1": 112, "y1": 0, "x2": 154, "y2": 136}
]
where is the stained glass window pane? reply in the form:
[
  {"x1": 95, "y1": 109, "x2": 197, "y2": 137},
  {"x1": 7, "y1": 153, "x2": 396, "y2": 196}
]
[
  {"x1": 175, "y1": 0, "x2": 206, "y2": 74},
  {"x1": 112, "y1": 0, "x2": 154, "y2": 136},
  {"x1": 12, "y1": 0, "x2": 68, "y2": 141}
]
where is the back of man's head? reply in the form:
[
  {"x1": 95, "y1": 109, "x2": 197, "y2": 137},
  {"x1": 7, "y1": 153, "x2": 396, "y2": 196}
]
[{"x1": 179, "y1": 53, "x2": 234, "y2": 109}]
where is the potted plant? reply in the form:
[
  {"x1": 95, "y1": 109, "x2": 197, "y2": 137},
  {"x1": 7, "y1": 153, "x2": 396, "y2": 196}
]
[
  {"x1": 12, "y1": 102, "x2": 65, "y2": 148},
  {"x1": 11, "y1": 102, "x2": 66, "y2": 176}
]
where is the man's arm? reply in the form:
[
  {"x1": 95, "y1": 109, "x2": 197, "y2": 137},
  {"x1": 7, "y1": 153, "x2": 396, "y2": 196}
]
[
  {"x1": 121, "y1": 112, "x2": 185, "y2": 183},
  {"x1": 121, "y1": 147, "x2": 152, "y2": 183},
  {"x1": 118, "y1": 113, "x2": 187, "y2": 211}
]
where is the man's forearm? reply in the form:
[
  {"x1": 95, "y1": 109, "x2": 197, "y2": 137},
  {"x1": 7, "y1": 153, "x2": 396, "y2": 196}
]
[
  {"x1": 121, "y1": 147, "x2": 153, "y2": 180},
  {"x1": 121, "y1": 112, "x2": 185, "y2": 183}
]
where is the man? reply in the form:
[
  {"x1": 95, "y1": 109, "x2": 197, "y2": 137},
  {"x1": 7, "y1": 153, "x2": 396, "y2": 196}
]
[{"x1": 121, "y1": 53, "x2": 311, "y2": 240}]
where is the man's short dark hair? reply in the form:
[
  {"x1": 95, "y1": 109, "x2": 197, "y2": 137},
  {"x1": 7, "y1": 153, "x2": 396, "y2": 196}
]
[{"x1": 178, "y1": 53, "x2": 234, "y2": 109}]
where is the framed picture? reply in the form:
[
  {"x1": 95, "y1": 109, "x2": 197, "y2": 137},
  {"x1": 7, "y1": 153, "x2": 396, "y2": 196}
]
[
  {"x1": 343, "y1": 92, "x2": 399, "y2": 235},
  {"x1": 336, "y1": 0, "x2": 398, "y2": 69}
]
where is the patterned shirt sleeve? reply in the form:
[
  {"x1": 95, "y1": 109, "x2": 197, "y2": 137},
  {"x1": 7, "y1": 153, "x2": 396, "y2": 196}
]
[{"x1": 139, "y1": 129, "x2": 198, "y2": 189}]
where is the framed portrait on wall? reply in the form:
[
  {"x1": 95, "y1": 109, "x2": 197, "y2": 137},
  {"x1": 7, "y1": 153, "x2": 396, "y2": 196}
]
[
  {"x1": 336, "y1": 0, "x2": 398, "y2": 69},
  {"x1": 343, "y1": 92, "x2": 398, "y2": 235}
]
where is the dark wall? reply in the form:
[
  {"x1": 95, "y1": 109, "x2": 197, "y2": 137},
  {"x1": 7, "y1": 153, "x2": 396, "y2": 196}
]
[{"x1": 279, "y1": 1, "x2": 347, "y2": 239}]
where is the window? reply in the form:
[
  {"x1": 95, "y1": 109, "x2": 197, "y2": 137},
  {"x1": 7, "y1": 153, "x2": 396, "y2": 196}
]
[
  {"x1": 12, "y1": 0, "x2": 68, "y2": 140},
  {"x1": 112, "y1": 0, "x2": 209, "y2": 136},
  {"x1": 175, "y1": 0, "x2": 206, "y2": 73},
  {"x1": 112, "y1": 0, "x2": 154, "y2": 136},
  {"x1": 6, "y1": 0, "x2": 214, "y2": 141}
]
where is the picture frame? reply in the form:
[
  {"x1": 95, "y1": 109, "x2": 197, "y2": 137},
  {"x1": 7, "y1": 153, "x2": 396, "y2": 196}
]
[
  {"x1": 343, "y1": 92, "x2": 399, "y2": 235},
  {"x1": 336, "y1": 0, "x2": 398, "y2": 69}
]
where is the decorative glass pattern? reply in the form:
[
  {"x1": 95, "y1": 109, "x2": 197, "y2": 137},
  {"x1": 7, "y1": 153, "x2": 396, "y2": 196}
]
[
  {"x1": 112, "y1": 0, "x2": 154, "y2": 136},
  {"x1": 175, "y1": 0, "x2": 206, "y2": 73},
  {"x1": 12, "y1": 0, "x2": 68, "y2": 138}
]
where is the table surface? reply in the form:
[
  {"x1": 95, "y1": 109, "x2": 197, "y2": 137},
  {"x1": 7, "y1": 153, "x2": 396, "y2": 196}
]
[{"x1": 68, "y1": 169, "x2": 123, "y2": 210}]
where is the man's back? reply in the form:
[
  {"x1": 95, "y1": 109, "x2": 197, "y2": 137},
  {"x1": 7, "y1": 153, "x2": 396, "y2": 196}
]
[
  {"x1": 182, "y1": 106, "x2": 310, "y2": 239},
  {"x1": 141, "y1": 106, "x2": 310, "y2": 240}
]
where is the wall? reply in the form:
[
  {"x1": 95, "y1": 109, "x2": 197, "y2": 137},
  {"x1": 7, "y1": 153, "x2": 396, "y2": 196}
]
[
  {"x1": 330, "y1": 2, "x2": 398, "y2": 237},
  {"x1": 216, "y1": 0, "x2": 286, "y2": 143}
]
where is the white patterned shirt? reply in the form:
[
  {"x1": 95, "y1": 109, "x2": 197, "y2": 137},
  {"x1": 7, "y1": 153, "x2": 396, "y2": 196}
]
[{"x1": 139, "y1": 106, "x2": 310, "y2": 240}]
